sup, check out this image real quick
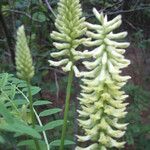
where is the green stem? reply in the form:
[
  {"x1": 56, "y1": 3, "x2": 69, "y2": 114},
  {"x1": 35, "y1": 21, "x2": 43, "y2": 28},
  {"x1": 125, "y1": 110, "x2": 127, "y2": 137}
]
[
  {"x1": 60, "y1": 69, "x2": 74, "y2": 150},
  {"x1": 26, "y1": 81, "x2": 41, "y2": 150},
  {"x1": 27, "y1": 81, "x2": 35, "y2": 128}
]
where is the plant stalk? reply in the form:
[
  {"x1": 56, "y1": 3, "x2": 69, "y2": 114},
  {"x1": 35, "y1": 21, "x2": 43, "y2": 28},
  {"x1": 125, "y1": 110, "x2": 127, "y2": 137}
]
[
  {"x1": 27, "y1": 81, "x2": 41, "y2": 150},
  {"x1": 60, "y1": 69, "x2": 74, "y2": 150}
]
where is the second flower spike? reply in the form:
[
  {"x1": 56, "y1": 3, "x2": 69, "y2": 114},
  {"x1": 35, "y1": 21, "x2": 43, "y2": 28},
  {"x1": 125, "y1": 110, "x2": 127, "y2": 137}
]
[{"x1": 76, "y1": 8, "x2": 131, "y2": 150}]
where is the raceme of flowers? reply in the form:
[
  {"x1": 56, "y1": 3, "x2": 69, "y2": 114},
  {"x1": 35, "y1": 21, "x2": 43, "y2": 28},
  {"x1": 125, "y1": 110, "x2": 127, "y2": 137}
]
[
  {"x1": 49, "y1": 0, "x2": 88, "y2": 76},
  {"x1": 76, "y1": 8, "x2": 131, "y2": 150},
  {"x1": 15, "y1": 25, "x2": 35, "y2": 81}
]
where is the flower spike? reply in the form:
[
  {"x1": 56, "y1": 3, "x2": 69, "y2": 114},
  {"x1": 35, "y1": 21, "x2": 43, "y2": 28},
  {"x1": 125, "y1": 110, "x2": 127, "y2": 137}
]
[
  {"x1": 76, "y1": 8, "x2": 130, "y2": 150},
  {"x1": 15, "y1": 25, "x2": 34, "y2": 81},
  {"x1": 49, "y1": 0, "x2": 87, "y2": 75}
]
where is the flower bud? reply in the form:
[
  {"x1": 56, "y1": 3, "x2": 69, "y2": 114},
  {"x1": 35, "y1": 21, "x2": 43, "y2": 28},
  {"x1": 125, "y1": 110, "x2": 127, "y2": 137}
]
[{"x1": 15, "y1": 25, "x2": 34, "y2": 81}]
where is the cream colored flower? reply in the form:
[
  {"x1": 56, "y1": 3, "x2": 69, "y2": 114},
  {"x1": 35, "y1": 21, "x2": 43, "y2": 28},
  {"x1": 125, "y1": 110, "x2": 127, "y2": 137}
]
[
  {"x1": 76, "y1": 8, "x2": 130, "y2": 150},
  {"x1": 49, "y1": 0, "x2": 87, "y2": 73}
]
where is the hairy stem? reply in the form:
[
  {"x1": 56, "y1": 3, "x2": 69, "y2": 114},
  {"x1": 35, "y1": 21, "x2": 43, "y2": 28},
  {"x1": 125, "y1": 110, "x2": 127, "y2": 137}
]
[
  {"x1": 26, "y1": 81, "x2": 41, "y2": 150},
  {"x1": 60, "y1": 69, "x2": 74, "y2": 150}
]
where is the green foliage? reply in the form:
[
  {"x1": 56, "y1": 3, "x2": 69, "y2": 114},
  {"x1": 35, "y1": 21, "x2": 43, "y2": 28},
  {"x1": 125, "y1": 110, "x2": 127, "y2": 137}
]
[
  {"x1": 33, "y1": 100, "x2": 51, "y2": 106},
  {"x1": 0, "y1": 73, "x2": 74, "y2": 150},
  {"x1": 17, "y1": 140, "x2": 47, "y2": 150},
  {"x1": 131, "y1": 29, "x2": 150, "y2": 50},
  {"x1": 0, "y1": 73, "x2": 41, "y2": 149},
  {"x1": 124, "y1": 84, "x2": 150, "y2": 149},
  {"x1": 49, "y1": 139, "x2": 75, "y2": 148},
  {"x1": 39, "y1": 108, "x2": 62, "y2": 117}
]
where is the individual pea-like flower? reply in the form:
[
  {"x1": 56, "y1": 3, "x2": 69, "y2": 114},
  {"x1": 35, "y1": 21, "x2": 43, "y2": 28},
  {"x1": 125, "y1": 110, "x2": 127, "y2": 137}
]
[
  {"x1": 48, "y1": 0, "x2": 87, "y2": 76},
  {"x1": 15, "y1": 25, "x2": 35, "y2": 81},
  {"x1": 76, "y1": 8, "x2": 131, "y2": 150}
]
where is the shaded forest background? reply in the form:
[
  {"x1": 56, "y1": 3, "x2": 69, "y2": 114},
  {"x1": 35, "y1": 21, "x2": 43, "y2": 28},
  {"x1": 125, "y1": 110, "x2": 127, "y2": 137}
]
[{"x1": 0, "y1": 0, "x2": 150, "y2": 149}]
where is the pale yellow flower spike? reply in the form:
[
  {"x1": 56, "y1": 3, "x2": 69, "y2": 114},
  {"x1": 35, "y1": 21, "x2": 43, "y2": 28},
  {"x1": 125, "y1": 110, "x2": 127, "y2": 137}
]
[
  {"x1": 76, "y1": 8, "x2": 131, "y2": 150},
  {"x1": 49, "y1": 0, "x2": 87, "y2": 75}
]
